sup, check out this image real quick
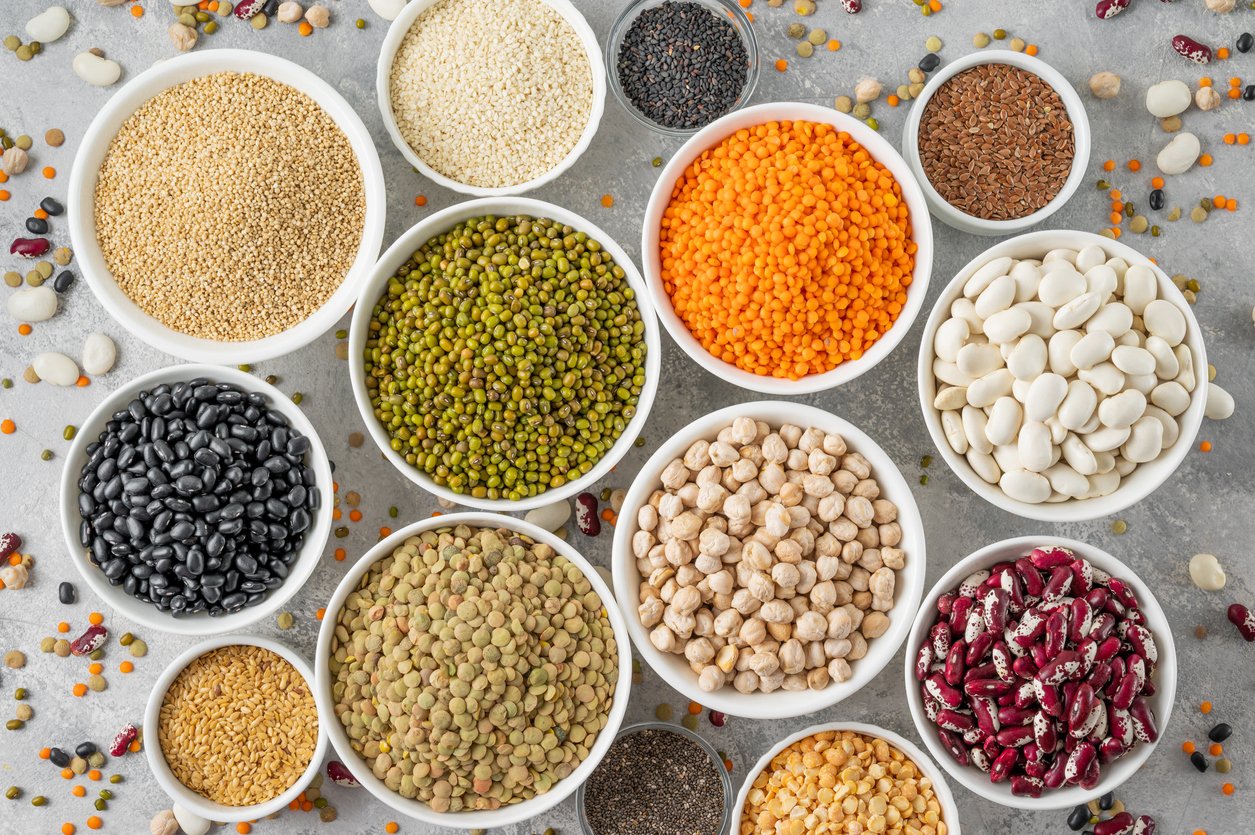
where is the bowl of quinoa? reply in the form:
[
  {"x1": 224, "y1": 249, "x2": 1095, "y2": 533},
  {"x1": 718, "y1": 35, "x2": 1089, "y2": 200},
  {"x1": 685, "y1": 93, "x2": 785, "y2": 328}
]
[
  {"x1": 378, "y1": 0, "x2": 605, "y2": 195},
  {"x1": 69, "y1": 49, "x2": 386, "y2": 363}
]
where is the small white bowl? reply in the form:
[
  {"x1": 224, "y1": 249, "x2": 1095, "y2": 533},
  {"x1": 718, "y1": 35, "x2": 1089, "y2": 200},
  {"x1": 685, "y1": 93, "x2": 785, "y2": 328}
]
[
  {"x1": 314, "y1": 512, "x2": 633, "y2": 829},
  {"x1": 641, "y1": 101, "x2": 934, "y2": 395},
  {"x1": 916, "y1": 229, "x2": 1207, "y2": 522},
  {"x1": 612, "y1": 401, "x2": 925, "y2": 720},
  {"x1": 58, "y1": 364, "x2": 333, "y2": 636},
  {"x1": 731, "y1": 721, "x2": 962, "y2": 834},
  {"x1": 377, "y1": 0, "x2": 605, "y2": 196},
  {"x1": 903, "y1": 536, "x2": 1177, "y2": 811},
  {"x1": 67, "y1": 49, "x2": 386, "y2": 364},
  {"x1": 348, "y1": 196, "x2": 660, "y2": 512},
  {"x1": 901, "y1": 50, "x2": 1091, "y2": 236},
  {"x1": 144, "y1": 634, "x2": 328, "y2": 826}
]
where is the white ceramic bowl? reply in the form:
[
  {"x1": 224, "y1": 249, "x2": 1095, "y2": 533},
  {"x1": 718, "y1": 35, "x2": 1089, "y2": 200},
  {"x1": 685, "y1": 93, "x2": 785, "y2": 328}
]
[
  {"x1": 144, "y1": 634, "x2": 328, "y2": 825},
  {"x1": 641, "y1": 101, "x2": 934, "y2": 395},
  {"x1": 314, "y1": 512, "x2": 633, "y2": 829},
  {"x1": 67, "y1": 49, "x2": 386, "y2": 364},
  {"x1": 377, "y1": 0, "x2": 605, "y2": 196},
  {"x1": 731, "y1": 721, "x2": 962, "y2": 834},
  {"x1": 903, "y1": 536, "x2": 1177, "y2": 811},
  {"x1": 348, "y1": 196, "x2": 660, "y2": 512},
  {"x1": 58, "y1": 364, "x2": 333, "y2": 636},
  {"x1": 916, "y1": 230, "x2": 1207, "y2": 522},
  {"x1": 901, "y1": 50, "x2": 1091, "y2": 236},
  {"x1": 612, "y1": 401, "x2": 925, "y2": 720}
]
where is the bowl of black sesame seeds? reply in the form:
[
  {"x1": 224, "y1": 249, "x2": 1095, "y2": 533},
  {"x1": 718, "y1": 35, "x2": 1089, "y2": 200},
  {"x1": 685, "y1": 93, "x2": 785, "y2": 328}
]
[
  {"x1": 59, "y1": 364, "x2": 333, "y2": 636},
  {"x1": 576, "y1": 721, "x2": 733, "y2": 835},
  {"x1": 607, "y1": 0, "x2": 759, "y2": 136}
]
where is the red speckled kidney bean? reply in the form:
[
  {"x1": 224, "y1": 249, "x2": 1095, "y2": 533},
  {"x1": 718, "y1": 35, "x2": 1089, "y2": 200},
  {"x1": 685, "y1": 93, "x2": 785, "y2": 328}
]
[
  {"x1": 10, "y1": 237, "x2": 50, "y2": 258},
  {"x1": 1228, "y1": 602, "x2": 1255, "y2": 641},
  {"x1": 327, "y1": 760, "x2": 361, "y2": 787},
  {"x1": 839, "y1": 0, "x2": 861, "y2": 11},
  {"x1": 1172, "y1": 34, "x2": 1212, "y2": 63},
  {"x1": 574, "y1": 492, "x2": 600, "y2": 536},
  {"x1": 1095, "y1": 0, "x2": 1132, "y2": 17},
  {"x1": 70, "y1": 624, "x2": 107, "y2": 656},
  {"x1": 917, "y1": 545, "x2": 1162, "y2": 797},
  {"x1": 0, "y1": 532, "x2": 21, "y2": 561},
  {"x1": 1094, "y1": 812, "x2": 1135, "y2": 835},
  {"x1": 109, "y1": 723, "x2": 137, "y2": 757}
]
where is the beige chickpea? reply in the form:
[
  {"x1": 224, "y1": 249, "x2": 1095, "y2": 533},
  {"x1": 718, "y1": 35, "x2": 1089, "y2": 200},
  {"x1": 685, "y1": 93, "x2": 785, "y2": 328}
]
[
  {"x1": 712, "y1": 591, "x2": 733, "y2": 610},
  {"x1": 636, "y1": 502, "x2": 658, "y2": 532},
  {"x1": 869, "y1": 566, "x2": 896, "y2": 611},
  {"x1": 636, "y1": 556, "x2": 653, "y2": 577},
  {"x1": 786, "y1": 448, "x2": 810, "y2": 472},
  {"x1": 696, "y1": 483, "x2": 727, "y2": 513},
  {"x1": 847, "y1": 631, "x2": 868, "y2": 661},
  {"x1": 787, "y1": 505, "x2": 811, "y2": 529},
  {"x1": 742, "y1": 540, "x2": 772, "y2": 571},
  {"x1": 685, "y1": 636, "x2": 715, "y2": 664},
  {"x1": 730, "y1": 457, "x2": 758, "y2": 484},
  {"x1": 762, "y1": 433, "x2": 788, "y2": 463},
  {"x1": 795, "y1": 561, "x2": 817, "y2": 594},
  {"x1": 730, "y1": 416, "x2": 757, "y2": 444},
  {"x1": 800, "y1": 492, "x2": 821, "y2": 515},
  {"x1": 676, "y1": 482, "x2": 700, "y2": 507},
  {"x1": 758, "y1": 668, "x2": 785, "y2": 693},
  {"x1": 790, "y1": 526, "x2": 816, "y2": 555},
  {"x1": 759, "y1": 462, "x2": 786, "y2": 494},
  {"x1": 715, "y1": 643, "x2": 739, "y2": 672},
  {"x1": 794, "y1": 610, "x2": 828, "y2": 641},
  {"x1": 805, "y1": 639, "x2": 827, "y2": 669},
  {"x1": 816, "y1": 553, "x2": 841, "y2": 583},
  {"x1": 650, "y1": 624, "x2": 679, "y2": 652},
  {"x1": 727, "y1": 516, "x2": 754, "y2": 539},
  {"x1": 661, "y1": 459, "x2": 690, "y2": 489},
  {"x1": 849, "y1": 566, "x2": 871, "y2": 592},
  {"x1": 695, "y1": 464, "x2": 722, "y2": 487},
  {"x1": 748, "y1": 651, "x2": 780, "y2": 677},
  {"x1": 697, "y1": 665, "x2": 726, "y2": 692},
  {"x1": 771, "y1": 562, "x2": 801, "y2": 589},
  {"x1": 664, "y1": 538, "x2": 693, "y2": 567},
  {"x1": 714, "y1": 608, "x2": 743, "y2": 637},
  {"x1": 881, "y1": 547, "x2": 906, "y2": 570},
  {"x1": 852, "y1": 589, "x2": 873, "y2": 611},
  {"x1": 638, "y1": 596, "x2": 664, "y2": 628},
  {"x1": 669, "y1": 511, "x2": 703, "y2": 541},
  {"x1": 708, "y1": 569, "x2": 734, "y2": 595},
  {"x1": 731, "y1": 589, "x2": 761, "y2": 616},
  {"x1": 808, "y1": 447, "x2": 837, "y2": 475},
  {"x1": 683, "y1": 439, "x2": 712, "y2": 470},
  {"x1": 722, "y1": 493, "x2": 751, "y2": 521},
  {"x1": 822, "y1": 432, "x2": 847, "y2": 457},
  {"x1": 779, "y1": 423, "x2": 803, "y2": 447},
  {"x1": 824, "y1": 637, "x2": 852, "y2": 659},
  {"x1": 739, "y1": 443, "x2": 764, "y2": 468},
  {"x1": 855, "y1": 526, "x2": 880, "y2": 550},
  {"x1": 845, "y1": 495, "x2": 875, "y2": 528},
  {"x1": 858, "y1": 548, "x2": 884, "y2": 572},
  {"x1": 809, "y1": 580, "x2": 837, "y2": 613},
  {"x1": 807, "y1": 666, "x2": 831, "y2": 690},
  {"x1": 647, "y1": 565, "x2": 675, "y2": 589},
  {"x1": 786, "y1": 596, "x2": 809, "y2": 619},
  {"x1": 774, "y1": 537, "x2": 803, "y2": 565},
  {"x1": 779, "y1": 638, "x2": 806, "y2": 674},
  {"x1": 803, "y1": 472, "x2": 836, "y2": 498},
  {"x1": 746, "y1": 572, "x2": 775, "y2": 603},
  {"x1": 737, "y1": 479, "x2": 767, "y2": 505},
  {"x1": 842, "y1": 452, "x2": 872, "y2": 479},
  {"x1": 827, "y1": 607, "x2": 854, "y2": 639},
  {"x1": 709, "y1": 441, "x2": 739, "y2": 467},
  {"x1": 750, "y1": 500, "x2": 770, "y2": 527},
  {"x1": 693, "y1": 552, "x2": 721, "y2": 575},
  {"x1": 829, "y1": 516, "x2": 859, "y2": 542},
  {"x1": 782, "y1": 673, "x2": 809, "y2": 692},
  {"x1": 841, "y1": 539, "x2": 864, "y2": 565},
  {"x1": 658, "y1": 493, "x2": 685, "y2": 521},
  {"x1": 828, "y1": 657, "x2": 853, "y2": 683},
  {"x1": 671, "y1": 585, "x2": 702, "y2": 615},
  {"x1": 798, "y1": 427, "x2": 825, "y2": 453},
  {"x1": 861, "y1": 611, "x2": 891, "y2": 639},
  {"x1": 631, "y1": 530, "x2": 656, "y2": 558},
  {"x1": 663, "y1": 607, "x2": 695, "y2": 638},
  {"x1": 764, "y1": 503, "x2": 791, "y2": 537},
  {"x1": 852, "y1": 478, "x2": 881, "y2": 499},
  {"x1": 841, "y1": 603, "x2": 864, "y2": 631},
  {"x1": 832, "y1": 579, "x2": 854, "y2": 605},
  {"x1": 720, "y1": 467, "x2": 740, "y2": 494},
  {"x1": 733, "y1": 670, "x2": 760, "y2": 693},
  {"x1": 693, "y1": 608, "x2": 715, "y2": 636},
  {"x1": 716, "y1": 426, "x2": 736, "y2": 445},
  {"x1": 872, "y1": 498, "x2": 898, "y2": 524},
  {"x1": 759, "y1": 599, "x2": 794, "y2": 624},
  {"x1": 778, "y1": 481, "x2": 805, "y2": 507},
  {"x1": 739, "y1": 617, "x2": 767, "y2": 646},
  {"x1": 832, "y1": 469, "x2": 859, "y2": 495}
]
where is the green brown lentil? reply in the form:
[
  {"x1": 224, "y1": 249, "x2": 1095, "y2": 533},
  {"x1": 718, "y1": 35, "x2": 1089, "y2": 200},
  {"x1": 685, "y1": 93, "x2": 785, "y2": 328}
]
[
  {"x1": 364, "y1": 215, "x2": 647, "y2": 502},
  {"x1": 87, "y1": 751, "x2": 104, "y2": 768},
  {"x1": 128, "y1": 639, "x2": 147, "y2": 658},
  {"x1": 680, "y1": 714, "x2": 699, "y2": 732}
]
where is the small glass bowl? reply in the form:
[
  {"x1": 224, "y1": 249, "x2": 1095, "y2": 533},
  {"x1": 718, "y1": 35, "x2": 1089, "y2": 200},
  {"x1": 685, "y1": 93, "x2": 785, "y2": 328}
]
[
  {"x1": 605, "y1": 0, "x2": 760, "y2": 138},
  {"x1": 576, "y1": 721, "x2": 734, "y2": 835}
]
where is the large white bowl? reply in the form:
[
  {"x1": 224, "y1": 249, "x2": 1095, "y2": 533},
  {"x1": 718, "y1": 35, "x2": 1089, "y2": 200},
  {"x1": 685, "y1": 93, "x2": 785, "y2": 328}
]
[
  {"x1": 903, "y1": 536, "x2": 1177, "y2": 811},
  {"x1": 641, "y1": 101, "x2": 934, "y2": 395},
  {"x1": 349, "y1": 196, "x2": 660, "y2": 512},
  {"x1": 67, "y1": 49, "x2": 386, "y2": 364},
  {"x1": 916, "y1": 230, "x2": 1207, "y2": 522},
  {"x1": 314, "y1": 512, "x2": 633, "y2": 829},
  {"x1": 58, "y1": 364, "x2": 333, "y2": 636},
  {"x1": 902, "y1": 50, "x2": 1091, "y2": 236},
  {"x1": 377, "y1": 0, "x2": 605, "y2": 196},
  {"x1": 144, "y1": 634, "x2": 328, "y2": 825},
  {"x1": 731, "y1": 721, "x2": 962, "y2": 834},
  {"x1": 612, "y1": 401, "x2": 925, "y2": 720}
]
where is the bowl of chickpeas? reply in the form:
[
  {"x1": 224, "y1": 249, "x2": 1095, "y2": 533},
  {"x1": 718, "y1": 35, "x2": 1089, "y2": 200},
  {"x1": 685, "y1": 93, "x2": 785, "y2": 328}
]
[
  {"x1": 733, "y1": 722, "x2": 960, "y2": 835},
  {"x1": 612, "y1": 401, "x2": 925, "y2": 720}
]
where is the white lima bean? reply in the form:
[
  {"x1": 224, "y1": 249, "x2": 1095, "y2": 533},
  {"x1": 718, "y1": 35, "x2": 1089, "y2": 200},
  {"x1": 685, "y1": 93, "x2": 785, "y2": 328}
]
[
  {"x1": 1188, "y1": 553, "x2": 1226, "y2": 591},
  {"x1": 632, "y1": 421, "x2": 906, "y2": 695},
  {"x1": 931, "y1": 243, "x2": 1196, "y2": 503}
]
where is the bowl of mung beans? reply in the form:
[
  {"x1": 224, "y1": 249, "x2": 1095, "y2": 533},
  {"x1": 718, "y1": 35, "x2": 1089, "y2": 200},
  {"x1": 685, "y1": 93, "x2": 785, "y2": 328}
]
[
  {"x1": 58, "y1": 364, "x2": 333, "y2": 636},
  {"x1": 144, "y1": 634, "x2": 327, "y2": 826},
  {"x1": 68, "y1": 49, "x2": 386, "y2": 364},
  {"x1": 612, "y1": 401, "x2": 926, "y2": 720},
  {"x1": 732, "y1": 722, "x2": 960, "y2": 834},
  {"x1": 315, "y1": 512, "x2": 632, "y2": 828},
  {"x1": 378, "y1": 0, "x2": 605, "y2": 196},
  {"x1": 350, "y1": 196, "x2": 660, "y2": 511},
  {"x1": 641, "y1": 101, "x2": 933, "y2": 395}
]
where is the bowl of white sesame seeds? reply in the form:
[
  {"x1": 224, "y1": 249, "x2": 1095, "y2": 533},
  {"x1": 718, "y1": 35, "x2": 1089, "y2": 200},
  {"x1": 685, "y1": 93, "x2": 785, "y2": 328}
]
[{"x1": 68, "y1": 49, "x2": 386, "y2": 364}]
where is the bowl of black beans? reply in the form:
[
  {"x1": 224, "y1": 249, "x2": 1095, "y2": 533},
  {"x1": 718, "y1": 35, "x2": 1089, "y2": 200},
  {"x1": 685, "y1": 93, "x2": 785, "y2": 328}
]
[
  {"x1": 59, "y1": 365, "x2": 333, "y2": 635},
  {"x1": 606, "y1": 0, "x2": 759, "y2": 137}
]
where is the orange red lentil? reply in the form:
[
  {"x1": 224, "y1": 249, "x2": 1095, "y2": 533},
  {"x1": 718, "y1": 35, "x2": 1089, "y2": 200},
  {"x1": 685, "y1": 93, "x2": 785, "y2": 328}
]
[{"x1": 659, "y1": 120, "x2": 916, "y2": 380}]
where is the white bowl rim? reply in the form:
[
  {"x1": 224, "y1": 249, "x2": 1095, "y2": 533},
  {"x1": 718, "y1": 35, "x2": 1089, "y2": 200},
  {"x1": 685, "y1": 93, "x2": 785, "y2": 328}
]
[
  {"x1": 640, "y1": 100, "x2": 934, "y2": 395},
  {"x1": 375, "y1": 0, "x2": 606, "y2": 197},
  {"x1": 66, "y1": 48, "x2": 386, "y2": 365},
  {"x1": 612, "y1": 401, "x2": 926, "y2": 720},
  {"x1": 916, "y1": 229, "x2": 1208, "y2": 522},
  {"x1": 900, "y1": 49, "x2": 1092, "y2": 236},
  {"x1": 348, "y1": 195, "x2": 661, "y2": 512},
  {"x1": 143, "y1": 633, "x2": 329, "y2": 823},
  {"x1": 902, "y1": 535, "x2": 1178, "y2": 811},
  {"x1": 313, "y1": 511, "x2": 634, "y2": 828},
  {"x1": 58, "y1": 364, "x2": 333, "y2": 636},
  {"x1": 730, "y1": 720, "x2": 962, "y2": 834}
]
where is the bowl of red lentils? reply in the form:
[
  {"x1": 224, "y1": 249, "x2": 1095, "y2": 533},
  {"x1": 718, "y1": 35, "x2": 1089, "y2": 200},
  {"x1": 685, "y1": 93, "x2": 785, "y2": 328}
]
[
  {"x1": 641, "y1": 101, "x2": 933, "y2": 395},
  {"x1": 67, "y1": 49, "x2": 386, "y2": 364},
  {"x1": 733, "y1": 722, "x2": 960, "y2": 835}
]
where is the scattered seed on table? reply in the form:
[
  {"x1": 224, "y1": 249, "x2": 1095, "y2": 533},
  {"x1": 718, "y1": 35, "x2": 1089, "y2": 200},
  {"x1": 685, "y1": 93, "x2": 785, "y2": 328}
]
[
  {"x1": 277, "y1": 611, "x2": 294, "y2": 630},
  {"x1": 4, "y1": 651, "x2": 24, "y2": 669},
  {"x1": 128, "y1": 639, "x2": 147, "y2": 658}
]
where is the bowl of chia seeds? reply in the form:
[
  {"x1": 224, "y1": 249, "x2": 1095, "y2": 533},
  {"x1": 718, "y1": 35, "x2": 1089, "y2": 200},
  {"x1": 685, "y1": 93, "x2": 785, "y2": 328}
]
[
  {"x1": 58, "y1": 364, "x2": 332, "y2": 636},
  {"x1": 576, "y1": 721, "x2": 732, "y2": 835},
  {"x1": 607, "y1": 0, "x2": 759, "y2": 136}
]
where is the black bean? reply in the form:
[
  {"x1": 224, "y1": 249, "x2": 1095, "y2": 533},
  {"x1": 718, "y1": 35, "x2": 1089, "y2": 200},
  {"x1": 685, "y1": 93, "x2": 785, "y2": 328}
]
[
  {"x1": 1209, "y1": 723, "x2": 1232, "y2": 743},
  {"x1": 52, "y1": 270, "x2": 75, "y2": 292},
  {"x1": 49, "y1": 748, "x2": 70, "y2": 767},
  {"x1": 919, "y1": 53, "x2": 941, "y2": 73},
  {"x1": 1067, "y1": 805, "x2": 1090, "y2": 831},
  {"x1": 1239, "y1": 32, "x2": 1254, "y2": 53},
  {"x1": 1098, "y1": 792, "x2": 1113, "y2": 811},
  {"x1": 39, "y1": 197, "x2": 64, "y2": 216},
  {"x1": 25, "y1": 217, "x2": 48, "y2": 235},
  {"x1": 58, "y1": 581, "x2": 76, "y2": 605},
  {"x1": 1244, "y1": 84, "x2": 1255, "y2": 101},
  {"x1": 1148, "y1": 189, "x2": 1164, "y2": 211},
  {"x1": 75, "y1": 742, "x2": 97, "y2": 758},
  {"x1": 1191, "y1": 751, "x2": 1208, "y2": 772}
]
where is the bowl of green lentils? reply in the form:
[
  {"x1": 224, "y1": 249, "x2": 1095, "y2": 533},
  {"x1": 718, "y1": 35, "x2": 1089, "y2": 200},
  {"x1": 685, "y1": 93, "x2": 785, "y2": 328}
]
[
  {"x1": 315, "y1": 512, "x2": 632, "y2": 828},
  {"x1": 350, "y1": 197, "x2": 660, "y2": 511}
]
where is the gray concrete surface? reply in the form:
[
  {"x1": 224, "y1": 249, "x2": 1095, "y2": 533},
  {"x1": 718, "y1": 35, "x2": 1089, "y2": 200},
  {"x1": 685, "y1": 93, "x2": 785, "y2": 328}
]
[{"x1": 1, "y1": 0, "x2": 1252, "y2": 832}]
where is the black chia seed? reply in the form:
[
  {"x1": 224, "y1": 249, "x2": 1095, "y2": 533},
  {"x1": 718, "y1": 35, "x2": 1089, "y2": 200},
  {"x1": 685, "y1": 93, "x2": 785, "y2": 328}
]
[
  {"x1": 584, "y1": 726, "x2": 724, "y2": 835},
  {"x1": 616, "y1": 1, "x2": 748, "y2": 130}
]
